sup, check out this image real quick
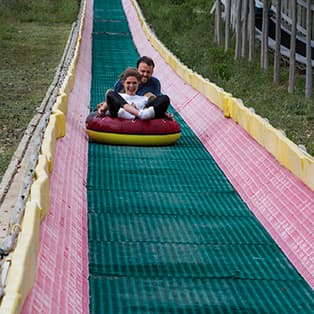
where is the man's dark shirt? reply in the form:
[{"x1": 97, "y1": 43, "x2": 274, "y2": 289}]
[{"x1": 113, "y1": 77, "x2": 161, "y2": 96}]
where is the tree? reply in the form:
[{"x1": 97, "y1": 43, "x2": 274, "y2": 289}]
[
  {"x1": 261, "y1": 0, "x2": 269, "y2": 70},
  {"x1": 235, "y1": 0, "x2": 242, "y2": 60},
  {"x1": 224, "y1": 0, "x2": 231, "y2": 52},
  {"x1": 248, "y1": 0, "x2": 255, "y2": 61},
  {"x1": 274, "y1": 0, "x2": 282, "y2": 83},
  {"x1": 305, "y1": 0, "x2": 312, "y2": 98},
  {"x1": 241, "y1": 0, "x2": 249, "y2": 57},
  {"x1": 215, "y1": 0, "x2": 222, "y2": 46},
  {"x1": 288, "y1": 0, "x2": 297, "y2": 93}
]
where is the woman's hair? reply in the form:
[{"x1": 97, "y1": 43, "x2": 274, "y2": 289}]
[{"x1": 119, "y1": 67, "x2": 141, "y2": 82}]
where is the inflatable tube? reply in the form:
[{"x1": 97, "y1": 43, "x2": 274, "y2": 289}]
[{"x1": 85, "y1": 112, "x2": 181, "y2": 146}]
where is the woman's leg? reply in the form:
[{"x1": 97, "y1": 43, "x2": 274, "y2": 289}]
[
  {"x1": 106, "y1": 90, "x2": 127, "y2": 117},
  {"x1": 106, "y1": 90, "x2": 140, "y2": 118},
  {"x1": 145, "y1": 95, "x2": 170, "y2": 118}
]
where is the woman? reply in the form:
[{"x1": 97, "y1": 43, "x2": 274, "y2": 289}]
[{"x1": 98, "y1": 67, "x2": 171, "y2": 120}]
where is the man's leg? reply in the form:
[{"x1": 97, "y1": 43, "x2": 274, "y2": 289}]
[{"x1": 145, "y1": 95, "x2": 170, "y2": 118}]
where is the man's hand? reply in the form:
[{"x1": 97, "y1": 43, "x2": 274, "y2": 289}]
[
  {"x1": 165, "y1": 112, "x2": 174, "y2": 119},
  {"x1": 97, "y1": 102, "x2": 108, "y2": 116}
]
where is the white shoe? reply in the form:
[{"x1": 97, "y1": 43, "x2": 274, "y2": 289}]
[
  {"x1": 117, "y1": 108, "x2": 135, "y2": 119},
  {"x1": 139, "y1": 107, "x2": 155, "y2": 120}
]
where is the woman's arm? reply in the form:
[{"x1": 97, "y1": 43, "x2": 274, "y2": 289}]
[{"x1": 122, "y1": 103, "x2": 140, "y2": 118}]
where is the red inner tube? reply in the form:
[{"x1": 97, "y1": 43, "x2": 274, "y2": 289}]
[{"x1": 86, "y1": 112, "x2": 181, "y2": 135}]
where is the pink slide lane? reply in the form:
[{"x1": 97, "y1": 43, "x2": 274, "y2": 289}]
[
  {"x1": 123, "y1": 0, "x2": 314, "y2": 289},
  {"x1": 22, "y1": 1, "x2": 93, "y2": 313}
]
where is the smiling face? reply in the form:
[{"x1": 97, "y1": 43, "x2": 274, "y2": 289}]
[
  {"x1": 137, "y1": 62, "x2": 154, "y2": 84},
  {"x1": 123, "y1": 75, "x2": 140, "y2": 95}
]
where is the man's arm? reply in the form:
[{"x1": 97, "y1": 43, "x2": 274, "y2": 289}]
[
  {"x1": 113, "y1": 80, "x2": 124, "y2": 93},
  {"x1": 151, "y1": 77, "x2": 161, "y2": 95},
  {"x1": 138, "y1": 77, "x2": 161, "y2": 96}
]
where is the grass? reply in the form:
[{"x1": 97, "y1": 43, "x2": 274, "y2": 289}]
[
  {"x1": 0, "y1": 0, "x2": 79, "y2": 180},
  {"x1": 137, "y1": 0, "x2": 314, "y2": 155}
]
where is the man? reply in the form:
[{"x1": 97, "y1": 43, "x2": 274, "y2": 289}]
[{"x1": 113, "y1": 56, "x2": 161, "y2": 98}]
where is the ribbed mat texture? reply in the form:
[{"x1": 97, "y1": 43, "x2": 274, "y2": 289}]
[{"x1": 87, "y1": 0, "x2": 314, "y2": 313}]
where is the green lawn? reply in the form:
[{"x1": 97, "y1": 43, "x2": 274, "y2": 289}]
[{"x1": 0, "y1": 0, "x2": 79, "y2": 180}]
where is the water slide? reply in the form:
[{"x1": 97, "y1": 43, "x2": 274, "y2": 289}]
[{"x1": 1, "y1": 0, "x2": 313, "y2": 312}]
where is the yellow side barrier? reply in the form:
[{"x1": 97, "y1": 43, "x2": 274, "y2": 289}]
[
  {"x1": 67, "y1": 64, "x2": 76, "y2": 95},
  {"x1": 278, "y1": 135, "x2": 308, "y2": 182},
  {"x1": 50, "y1": 110, "x2": 66, "y2": 139},
  {"x1": 0, "y1": 201, "x2": 41, "y2": 314},
  {"x1": 203, "y1": 80, "x2": 224, "y2": 109},
  {"x1": 131, "y1": 0, "x2": 314, "y2": 192},
  {"x1": 60, "y1": 73, "x2": 72, "y2": 96},
  {"x1": 303, "y1": 156, "x2": 314, "y2": 188},
  {"x1": 54, "y1": 92, "x2": 69, "y2": 115},
  {"x1": 30, "y1": 173, "x2": 50, "y2": 220},
  {"x1": 40, "y1": 122, "x2": 57, "y2": 174},
  {"x1": 218, "y1": 89, "x2": 232, "y2": 113},
  {"x1": 34, "y1": 154, "x2": 49, "y2": 177},
  {"x1": 31, "y1": 154, "x2": 50, "y2": 219}
]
